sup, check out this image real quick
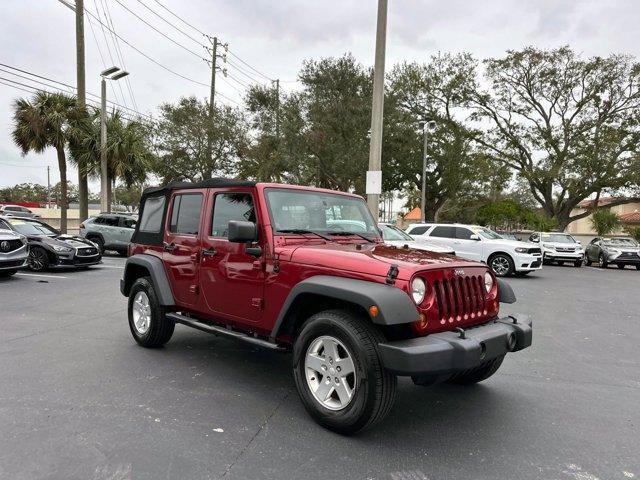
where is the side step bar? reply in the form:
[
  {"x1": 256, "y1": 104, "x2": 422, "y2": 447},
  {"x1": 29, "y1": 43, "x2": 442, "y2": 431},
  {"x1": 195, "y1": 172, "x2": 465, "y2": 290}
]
[{"x1": 166, "y1": 313, "x2": 286, "y2": 351}]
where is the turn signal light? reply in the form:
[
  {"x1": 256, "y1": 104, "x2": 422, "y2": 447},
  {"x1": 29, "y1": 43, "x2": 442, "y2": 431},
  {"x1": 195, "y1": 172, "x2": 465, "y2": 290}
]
[
  {"x1": 368, "y1": 305, "x2": 379, "y2": 318},
  {"x1": 413, "y1": 313, "x2": 428, "y2": 333}
]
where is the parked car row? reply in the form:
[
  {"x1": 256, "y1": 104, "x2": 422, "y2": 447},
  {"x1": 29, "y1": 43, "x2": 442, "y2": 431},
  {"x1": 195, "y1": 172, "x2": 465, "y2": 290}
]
[{"x1": 404, "y1": 223, "x2": 640, "y2": 275}]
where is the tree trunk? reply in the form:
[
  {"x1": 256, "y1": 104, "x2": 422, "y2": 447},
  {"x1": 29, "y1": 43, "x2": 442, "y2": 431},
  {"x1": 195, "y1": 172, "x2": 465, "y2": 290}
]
[
  {"x1": 107, "y1": 174, "x2": 113, "y2": 212},
  {"x1": 78, "y1": 164, "x2": 88, "y2": 222},
  {"x1": 56, "y1": 145, "x2": 68, "y2": 234}
]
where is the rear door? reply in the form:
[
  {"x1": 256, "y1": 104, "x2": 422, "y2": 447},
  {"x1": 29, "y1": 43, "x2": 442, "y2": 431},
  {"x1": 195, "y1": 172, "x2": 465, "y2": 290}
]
[
  {"x1": 424, "y1": 225, "x2": 457, "y2": 250},
  {"x1": 198, "y1": 190, "x2": 264, "y2": 323},
  {"x1": 163, "y1": 190, "x2": 205, "y2": 307}
]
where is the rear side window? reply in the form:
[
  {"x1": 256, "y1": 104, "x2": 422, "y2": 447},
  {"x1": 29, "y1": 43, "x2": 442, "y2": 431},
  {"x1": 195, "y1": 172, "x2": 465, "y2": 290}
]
[
  {"x1": 138, "y1": 196, "x2": 166, "y2": 233},
  {"x1": 96, "y1": 216, "x2": 119, "y2": 227},
  {"x1": 408, "y1": 225, "x2": 430, "y2": 235},
  {"x1": 212, "y1": 193, "x2": 255, "y2": 238},
  {"x1": 455, "y1": 227, "x2": 474, "y2": 240},
  {"x1": 169, "y1": 194, "x2": 203, "y2": 235},
  {"x1": 120, "y1": 217, "x2": 137, "y2": 229},
  {"x1": 430, "y1": 226, "x2": 456, "y2": 238}
]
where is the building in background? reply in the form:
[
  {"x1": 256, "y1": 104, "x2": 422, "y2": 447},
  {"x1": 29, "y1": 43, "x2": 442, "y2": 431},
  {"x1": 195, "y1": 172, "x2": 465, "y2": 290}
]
[{"x1": 567, "y1": 197, "x2": 640, "y2": 235}]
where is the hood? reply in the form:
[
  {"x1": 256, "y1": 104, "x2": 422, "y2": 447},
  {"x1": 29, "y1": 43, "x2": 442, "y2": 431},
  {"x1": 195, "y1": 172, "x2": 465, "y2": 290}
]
[
  {"x1": 278, "y1": 242, "x2": 482, "y2": 280},
  {"x1": 0, "y1": 230, "x2": 22, "y2": 241},
  {"x1": 37, "y1": 234, "x2": 94, "y2": 248},
  {"x1": 384, "y1": 239, "x2": 455, "y2": 254},
  {"x1": 602, "y1": 243, "x2": 640, "y2": 253},
  {"x1": 542, "y1": 241, "x2": 582, "y2": 249},
  {"x1": 485, "y1": 238, "x2": 537, "y2": 249}
]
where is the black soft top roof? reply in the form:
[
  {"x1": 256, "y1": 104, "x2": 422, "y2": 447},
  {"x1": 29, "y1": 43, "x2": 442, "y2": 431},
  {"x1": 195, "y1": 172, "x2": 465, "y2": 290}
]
[{"x1": 142, "y1": 178, "x2": 256, "y2": 197}]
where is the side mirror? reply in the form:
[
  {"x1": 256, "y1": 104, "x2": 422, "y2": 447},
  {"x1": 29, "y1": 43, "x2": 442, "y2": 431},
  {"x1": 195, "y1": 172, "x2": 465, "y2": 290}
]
[
  {"x1": 470, "y1": 234, "x2": 480, "y2": 241},
  {"x1": 228, "y1": 220, "x2": 257, "y2": 243}
]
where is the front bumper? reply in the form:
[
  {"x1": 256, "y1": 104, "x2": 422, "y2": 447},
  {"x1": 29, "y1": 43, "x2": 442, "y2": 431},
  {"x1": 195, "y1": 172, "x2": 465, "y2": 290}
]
[
  {"x1": 0, "y1": 245, "x2": 28, "y2": 270},
  {"x1": 53, "y1": 250, "x2": 102, "y2": 267},
  {"x1": 609, "y1": 253, "x2": 640, "y2": 265},
  {"x1": 543, "y1": 249, "x2": 584, "y2": 261},
  {"x1": 378, "y1": 315, "x2": 532, "y2": 376},
  {"x1": 513, "y1": 252, "x2": 542, "y2": 271}
]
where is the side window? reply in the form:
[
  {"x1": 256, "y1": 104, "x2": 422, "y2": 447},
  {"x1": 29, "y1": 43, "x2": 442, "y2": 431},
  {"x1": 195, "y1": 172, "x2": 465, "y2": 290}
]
[
  {"x1": 138, "y1": 195, "x2": 166, "y2": 233},
  {"x1": 430, "y1": 226, "x2": 456, "y2": 238},
  {"x1": 0, "y1": 219, "x2": 11, "y2": 230},
  {"x1": 169, "y1": 194, "x2": 203, "y2": 235},
  {"x1": 102, "y1": 216, "x2": 119, "y2": 227},
  {"x1": 120, "y1": 217, "x2": 137, "y2": 229},
  {"x1": 408, "y1": 225, "x2": 429, "y2": 235},
  {"x1": 93, "y1": 217, "x2": 105, "y2": 225},
  {"x1": 455, "y1": 227, "x2": 474, "y2": 240},
  {"x1": 211, "y1": 193, "x2": 255, "y2": 238}
]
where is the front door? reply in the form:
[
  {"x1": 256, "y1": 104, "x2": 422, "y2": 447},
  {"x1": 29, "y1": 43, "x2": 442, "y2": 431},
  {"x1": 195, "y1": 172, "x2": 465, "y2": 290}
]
[
  {"x1": 453, "y1": 227, "x2": 484, "y2": 261},
  {"x1": 163, "y1": 191, "x2": 205, "y2": 307},
  {"x1": 199, "y1": 191, "x2": 264, "y2": 323}
]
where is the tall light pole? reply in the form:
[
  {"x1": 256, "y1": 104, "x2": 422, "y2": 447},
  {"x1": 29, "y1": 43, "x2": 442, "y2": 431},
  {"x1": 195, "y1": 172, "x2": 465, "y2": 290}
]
[
  {"x1": 420, "y1": 120, "x2": 436, "y2": 222},
  {"x1": 366, "y1": 0, "x2": 388, "y2": 220},
  {"x1": 100, "y1": 67, "x2": 129, "y2": 213}
]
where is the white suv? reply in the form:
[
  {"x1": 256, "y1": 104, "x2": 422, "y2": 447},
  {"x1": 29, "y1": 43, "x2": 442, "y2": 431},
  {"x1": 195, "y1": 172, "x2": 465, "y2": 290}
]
[
  {"x1": 405, "y1": 223, "x2": 542, "y2": 277},
  {"x1": 528, "y1": 232, "x2": 584, "y2": 267}
]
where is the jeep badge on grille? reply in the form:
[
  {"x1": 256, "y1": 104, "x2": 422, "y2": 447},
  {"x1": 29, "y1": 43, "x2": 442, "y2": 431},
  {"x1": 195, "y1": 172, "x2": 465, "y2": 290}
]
[{"x1": 454, "y1": 269, "x2": 465, "y2": 276}]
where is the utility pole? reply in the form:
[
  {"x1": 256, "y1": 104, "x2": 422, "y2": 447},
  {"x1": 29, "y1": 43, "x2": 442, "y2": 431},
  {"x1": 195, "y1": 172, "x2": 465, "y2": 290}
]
[
  {"x1": 100, "y1": 77, "x2": 108, "y2": 213},
  {"x1": 366, "y1": 0, "x2": 388, "y2": 220},
  {"x1": 274, "y1": 79, "x2": 280, "y2": 139},
  {"x1": 75, "y1": 0, "x2": 89, "y2": 222},
  {"x1": 206, "y1": 37, "x2": 227, "y2": 168},
  {"x1": 420, "y1": 120, "x2": 436, "y2": 222}
]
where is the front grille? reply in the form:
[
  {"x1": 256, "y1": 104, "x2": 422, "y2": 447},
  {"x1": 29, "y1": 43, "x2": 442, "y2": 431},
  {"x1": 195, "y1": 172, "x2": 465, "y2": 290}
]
[
  {"x1": 76, "y1": 247, "x2": 98, "y2": 257},
  {"x1": 0, "y1": 239, "x2": 24, "y2": 253},
  {"x1": 528, "y1": 248, "x2": 542, "y2": 255},
  {"x1": 433, "y1": 275, "x2": 487, "y2": 325},
  {"x1": 556, "y1": 247, "x2": 575, "y2": 252}
]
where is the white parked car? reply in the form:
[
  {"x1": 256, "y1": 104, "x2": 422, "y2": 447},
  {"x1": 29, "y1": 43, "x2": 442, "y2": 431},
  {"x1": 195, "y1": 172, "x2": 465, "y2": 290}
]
[
  {"x1": 405, "y1": 223, "x2": 542, "y2": 277},
  {"x1": 378, "y1": 223, "x2": 455, "y2": 255},
  {"x1": 528, "y1": 232, "x2": 584, "y2": 267}
]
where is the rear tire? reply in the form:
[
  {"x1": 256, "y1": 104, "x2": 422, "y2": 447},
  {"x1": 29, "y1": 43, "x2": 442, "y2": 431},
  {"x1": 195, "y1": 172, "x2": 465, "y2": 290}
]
[
  {"x1": 292, "y1": 309, "x2": 397, "y2": 435},
  {"x1": 90, "y1": 236, "x2": 105, "y2": 255},
  {"x1": 488, "y1": 253, "x2": 514, "y2": 277},
  {"x1": 447, "y1": 355, "x2": 505, "y2": 385},
  {"x1": 636, "y1": 265, "x2": 640, "y2": 271},
  {"x1": 128, "y1": 277, "x2": 174, "y2": 348},
  {"x1": 617, "y1": 264, "x2": 625, "y2": 269}
]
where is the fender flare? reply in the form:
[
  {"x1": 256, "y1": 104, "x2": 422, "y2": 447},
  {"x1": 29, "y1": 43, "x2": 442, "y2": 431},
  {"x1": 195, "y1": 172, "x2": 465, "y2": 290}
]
[
  {"x1": 497, "y1": 278, "x2": 516, "y2": 304},
  {"x1": 270, "y1": 275, "x2": 419, "y2": 338},
  {"x1": 121, "y1": 253, "x2": 174, "y2": 306}
]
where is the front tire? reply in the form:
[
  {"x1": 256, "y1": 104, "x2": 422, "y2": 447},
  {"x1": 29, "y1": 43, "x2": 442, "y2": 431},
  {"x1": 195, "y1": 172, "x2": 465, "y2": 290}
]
[
  {"x1": 617, "y1": 264, "x2": 625, "y2": 269},
  {"x1": 128, "y1": 277, "x2": 174, "y2": 348},
  {"x1": 292, "y1": 309, "x2": 397, "y2": 435},
  {"x1": 0, "y1": 269, "x2": 17, "y2": 277},
  {"x1": 574, "y1": 260, "x2": 583, "y2": 267},
  {"x1": 489, "y1": 253, "x2": 514, "y2": 277},
  {"x1": 447, "y1": 355, "x2": 505, "y2": 385},
  {"x1": 29, "y1": 247, "x2": 50, "y2": 271},
  {"x1": 584, "y1": 255, "x2": 592, "y2": 266},
  {"x1": 598, "y1": 254, "x2": 608, "y2": 269}
]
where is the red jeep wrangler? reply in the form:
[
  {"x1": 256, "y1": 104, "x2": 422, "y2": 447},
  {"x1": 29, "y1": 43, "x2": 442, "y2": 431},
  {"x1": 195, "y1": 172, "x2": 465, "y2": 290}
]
[{"x1": 121, "y1": 179, "x2": 532, "y2": 434}]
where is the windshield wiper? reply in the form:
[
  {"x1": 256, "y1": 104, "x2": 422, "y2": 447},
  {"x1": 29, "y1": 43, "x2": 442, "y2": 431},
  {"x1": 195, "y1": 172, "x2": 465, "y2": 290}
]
[
  {"x1": 276, "y1": 229, "x2": 333, "y2": 241},
  {"x1": 327, "y1": 231, "x2": 376, "y2": 243}
]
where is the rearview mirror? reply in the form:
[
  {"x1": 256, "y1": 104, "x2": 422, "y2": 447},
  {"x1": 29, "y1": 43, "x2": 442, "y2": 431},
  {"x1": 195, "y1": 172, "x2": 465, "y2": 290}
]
[
  {"x1": 470, "y1": 234, "x2": 480, "y2": 241},
  {"x1": 228, "y1": 220, "x2": 258, "y2": 243},
  {"x1": 531, "y1": 237, "x2": 539, "y2": 243}
]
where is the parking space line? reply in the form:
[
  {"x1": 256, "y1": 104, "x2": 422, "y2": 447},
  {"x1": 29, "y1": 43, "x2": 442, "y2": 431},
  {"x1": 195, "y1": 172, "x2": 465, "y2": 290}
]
[{"x1": 16, "y1": 273, "x2": 68, "y2": 279}]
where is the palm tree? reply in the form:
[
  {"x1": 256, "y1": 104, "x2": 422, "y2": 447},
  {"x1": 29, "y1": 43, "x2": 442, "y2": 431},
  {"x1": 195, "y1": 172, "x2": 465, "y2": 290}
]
[
  {"x1": 12, "y1": 91, "x2": 77, "y2": 233},
  {"x1": 70, "y1": 109, "x2": 151, "y2": 209}
]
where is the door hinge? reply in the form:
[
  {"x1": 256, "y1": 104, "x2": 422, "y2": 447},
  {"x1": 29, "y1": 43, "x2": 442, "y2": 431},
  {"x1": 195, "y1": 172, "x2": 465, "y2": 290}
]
[{"x1": 251, "y1": 297, "x2": 264, "y2": 309}]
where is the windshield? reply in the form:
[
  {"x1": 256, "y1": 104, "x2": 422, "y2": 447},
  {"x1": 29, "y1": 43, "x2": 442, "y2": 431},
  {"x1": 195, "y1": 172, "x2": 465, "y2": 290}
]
[
  {"x1": 8, "y1": 218, "x2": 57, "y2": 236},
  {"x1": 381, "y1": 224, "x2": 413, "y2": 241},
  {"x1": 265, "y1": 188, "x2": 380, "y2": 240},
  {"x1": 541, "y1": 233, "x2": 576, "y2": 243},
  {"x1": 604, "y1": 238, "x2": 638, "y2": 247},
  {"x1": 473, "y1": 227, "x2": 503, "y2": 240}
]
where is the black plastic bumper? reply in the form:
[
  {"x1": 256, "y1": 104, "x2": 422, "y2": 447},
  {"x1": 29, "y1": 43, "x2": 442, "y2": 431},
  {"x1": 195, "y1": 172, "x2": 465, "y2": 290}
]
[{"x1": 378, "y1": 316, "x2": 532, "y2": 376}]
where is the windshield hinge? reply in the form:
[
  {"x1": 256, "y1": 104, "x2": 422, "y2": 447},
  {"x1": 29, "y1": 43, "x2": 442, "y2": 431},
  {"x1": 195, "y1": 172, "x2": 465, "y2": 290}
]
[{"x1": 386, "y1": 264, "x2": 399, "y2": 285}]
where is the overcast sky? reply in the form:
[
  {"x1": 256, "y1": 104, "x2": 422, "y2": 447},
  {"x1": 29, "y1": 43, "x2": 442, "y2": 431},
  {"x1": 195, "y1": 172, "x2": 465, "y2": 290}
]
[{"x1": 1, "y1": 0, "x2": 639, "y2": 189}]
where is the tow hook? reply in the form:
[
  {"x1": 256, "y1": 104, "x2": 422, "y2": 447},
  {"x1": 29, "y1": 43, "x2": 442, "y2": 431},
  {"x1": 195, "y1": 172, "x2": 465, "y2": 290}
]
[
  {"x1": 455, "y1": 327, "x2": 466, "y2": 339},
  {"x1": 508, "y1": 315, "x2": 518, "y2": 324}
]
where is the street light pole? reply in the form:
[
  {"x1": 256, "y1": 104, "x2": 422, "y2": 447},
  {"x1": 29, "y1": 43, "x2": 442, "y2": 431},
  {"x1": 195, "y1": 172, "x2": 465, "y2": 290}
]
[
  {"x1": 420, "y1": 120, "x2": 436, "y2": 222},
  {"x1": 366, "y1": 0, "x2": 388, "y2": 219},
  {"x1": 99, "y1": 67, "x2": 129, "y2": 213}
]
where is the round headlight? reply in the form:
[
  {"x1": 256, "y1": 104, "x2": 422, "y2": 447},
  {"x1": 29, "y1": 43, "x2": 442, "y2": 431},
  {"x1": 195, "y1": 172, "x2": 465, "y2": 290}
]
[
  {"x1": 484, "y1": 271, "x2": 494, "y2": 292},
  {"x1": 411, "y1": 277, "x2": 426, "y2": 304}
]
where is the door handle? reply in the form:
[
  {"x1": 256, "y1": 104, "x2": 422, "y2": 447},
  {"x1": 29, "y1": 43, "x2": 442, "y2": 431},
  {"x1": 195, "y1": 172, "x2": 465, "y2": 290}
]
[
  {"x1": 163, "y1": 242, "x2": 176, "y2": 252},
  {"x1": 201, "y1": 247, "x2": 217, "y2": 257}
]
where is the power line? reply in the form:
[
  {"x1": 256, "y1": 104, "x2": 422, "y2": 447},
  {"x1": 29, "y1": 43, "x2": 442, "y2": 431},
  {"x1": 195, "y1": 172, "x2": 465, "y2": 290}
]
[
  {"x1": 136, "y1": 0, "x2": 204, "y2": 48},
  {"x1": 152, "y1": 0, "x2": 207, "y2": 37},
  {"x1": 113, "y1": 0, "x2": 206, "y2": 61},
  {"x1": 227, "y1": 50, "x2": 273, "y2": 82},
  {"x1": 101, "y1": 0, "x2": 139, "y2": 111},
  {"x1": 92, "y1": 0, "x2": 123, "y2": 106}
]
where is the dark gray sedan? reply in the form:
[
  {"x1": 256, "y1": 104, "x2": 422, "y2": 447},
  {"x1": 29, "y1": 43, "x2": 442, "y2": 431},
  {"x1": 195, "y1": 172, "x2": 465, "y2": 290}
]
[{"x1": 584, "y1": 237, "x2": 640, "y2": 269}]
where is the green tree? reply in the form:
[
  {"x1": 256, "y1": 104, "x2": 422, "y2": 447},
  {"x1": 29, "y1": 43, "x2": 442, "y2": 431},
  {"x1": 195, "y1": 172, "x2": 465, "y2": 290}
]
[
  {"x1": 12, "y1": 91, "x2": 78, "y2": 233},
  {"x1": 0, "y1": 183, "x2": 48, "y2": 203},
  {"x1": 472, "y1": 46, "x2": 640, "y2": 230},
  {"x1": 626, "y1": 226, "x2": 640, "y2": 242},
  {"x1": 385, "y1": 53, "x2": 509, "y2": 220},
  {"x1": 152, "y1": 96, "x2": 248, "y2": 182},
  {"x1": 590, "y1": 209, "x2": 621, "y2": 236}
]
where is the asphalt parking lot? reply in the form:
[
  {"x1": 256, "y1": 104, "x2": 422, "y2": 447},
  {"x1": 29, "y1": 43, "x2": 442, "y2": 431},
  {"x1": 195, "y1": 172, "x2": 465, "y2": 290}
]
[{"x1": 0, "y1": 259, "x2": 638, "y2": 480}]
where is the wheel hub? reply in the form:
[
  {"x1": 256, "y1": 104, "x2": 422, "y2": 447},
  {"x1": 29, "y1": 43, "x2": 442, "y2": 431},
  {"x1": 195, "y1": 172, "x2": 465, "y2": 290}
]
[
  {"x1": 304, "y1": 336, "x2": 356, "y2": 411},
  {"x1": 132, "y1": 291, "x2": 151, "y2": 334}
]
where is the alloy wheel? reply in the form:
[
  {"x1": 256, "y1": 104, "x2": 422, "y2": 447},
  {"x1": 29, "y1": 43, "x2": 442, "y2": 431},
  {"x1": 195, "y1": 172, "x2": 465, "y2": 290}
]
[
  {"x1": 132, "y1": 291, "x2": 152, "y2": 334},
  {"x1": 491, "y1": 256, "x2": 510, "y2": 276},
  {"x1": 304, "y1": 335, "x2": 356, "y2": 411},
  {"x1": 29, "y1": 249, "x2": 47, "y2": 271}
]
